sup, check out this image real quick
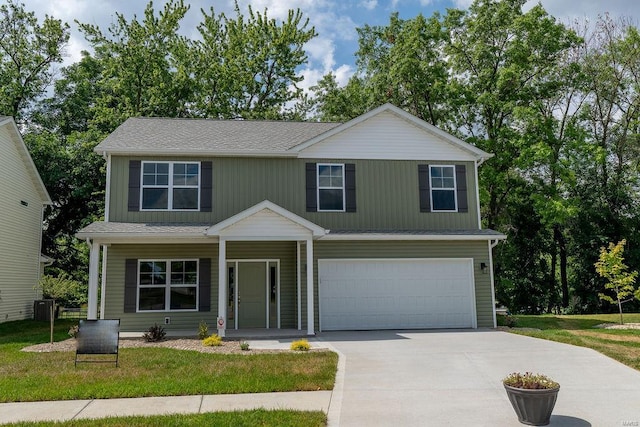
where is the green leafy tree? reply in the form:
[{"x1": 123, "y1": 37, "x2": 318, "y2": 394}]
[
  {"x1": 192, "y1": 2, "x2": 316, "y2": 119},
  {"x1": 77, "y1": 0, "x2": 191, "y2": 128},
  {"x1": 355, "y1": 12, "x2": 449, "y2": 126},
  {"x1": 595, "y1": 240, "x2": 639, "y2": 324},
  {"x1": 0, "y1": 0, "x2": 69, "y2": 121}
]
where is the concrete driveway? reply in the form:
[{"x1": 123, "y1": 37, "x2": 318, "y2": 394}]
[{"x1": 317, "y1": 329, "x2": 640, "y2": 427}]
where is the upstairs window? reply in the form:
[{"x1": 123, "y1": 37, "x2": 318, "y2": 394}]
[
  {"x1": 430, "y1": 165, "x2": 457, "y2": 211},
  {"x1": 317, "y1": 164, "x2": 345, "y2": 211},
  {"x1": 141, "y1": 162, "x2": 199, "y2": 210}
]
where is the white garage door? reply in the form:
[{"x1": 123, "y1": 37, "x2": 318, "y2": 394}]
[{"x1": 319, "y1": 259, "x2": 476, "y2": 331}]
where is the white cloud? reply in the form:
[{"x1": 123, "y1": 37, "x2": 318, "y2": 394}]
[{"x1": 362, "y1": 0, "x2": 378, "y2": 10}]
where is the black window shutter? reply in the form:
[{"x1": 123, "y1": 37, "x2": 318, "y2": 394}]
[
  {"x1": 418, "y1": 164, "x2": 431, "y2": 212},
  {"x1": 124, "y1": 259, "x2": 138, "y2": 313},
  {"x1": 345, "y1": 163, "x2": 356, "y2": 212},
  {"x1": 200, "y1": 161, "x2": 213, "y2": 212},
  {"x1": 198, "y1": 258, "x2": 211, "y2": 312},
  {"x1": 128, "y1": 160, "x2": 141, "y2": 211},
  {"x1": 306, "y1": 163, "x2": 317, "y2": 212},
  {"x1": 456, "y1": 164, "x2": 468, "y2": 213}
]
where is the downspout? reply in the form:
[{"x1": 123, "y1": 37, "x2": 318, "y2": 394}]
[
  {"x1": 104, "y1": 153, "x2": 111, "y2": 222},
  {"x1": 474, "y1": 158, "x2": 483, "y2": 230},
  {"x1": 489, "y1": 238, "x2": 501, "y2": 328}
]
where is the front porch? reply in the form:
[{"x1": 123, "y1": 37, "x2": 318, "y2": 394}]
[{"x1": 78, "y1": 200, "x2": 328, "y2": 337}]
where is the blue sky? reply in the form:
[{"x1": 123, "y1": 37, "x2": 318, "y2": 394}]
[{"x1": 21, "y1": 0, "x2": 640, "y2": 92}]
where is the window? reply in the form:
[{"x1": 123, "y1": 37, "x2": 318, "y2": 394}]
[
  {"x1": 317, "y1": 164, "x2": 345, "y2": 211},
  {"x1": 430, "y1": 165, "x2": 457, "y2": 211},
  {"x1": 138, "y1": 260, "x2": 198, "y2": 311},
  {"x1": 141, "y1": 162, "x2": 199, "y2": 210}
]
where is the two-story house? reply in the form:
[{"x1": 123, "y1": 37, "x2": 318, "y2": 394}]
[
  {"x1": 77, "y1": 104, "x2": 505, "y2": 335},
  {"x1": 0, "y1": 116, "x2": 52, "y2": 322}
]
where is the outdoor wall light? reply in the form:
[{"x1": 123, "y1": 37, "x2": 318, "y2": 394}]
[{"x1": 480, "y1": 262, "x2": 488, "y2": 273}]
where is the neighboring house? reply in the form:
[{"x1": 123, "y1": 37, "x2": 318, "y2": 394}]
[
  {"x1": 77, "y1": 104, "x2": 505, "y2": 335},
  {"x1": 0, "y1": 116, "x2": 52, "y2": 322}
]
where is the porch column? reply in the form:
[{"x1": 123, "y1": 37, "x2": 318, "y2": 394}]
[
  {"x1": 306, "y1": 238, "x2": 314, "y2": 335},
  {"x1": 217, "y1": 238, "x2": 227, "y2": 337},
  {"x1": 87, "y1": 239, "x2": 100, "y2": 320}
]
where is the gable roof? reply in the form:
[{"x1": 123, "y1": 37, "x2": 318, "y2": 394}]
[
  {"x1": 95, "y1": 117, "x2": 340, "y2": 156},
  {"x1": 93, "y1": 104, "x2": 492, "y2": 161},
  {"x1": 0, "y1": 116, "x2": 51, "y2": 204},
  {"x1": 207, "y1": 200, "x2": 327, "y2": 239},
  {"x1": 293, "y1": 104, "x2": 491, "y2": 161}
]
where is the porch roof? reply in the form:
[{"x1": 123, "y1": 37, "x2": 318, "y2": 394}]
[{"x1": 76, "y1": 221, "x2": 212, "y2": 243}]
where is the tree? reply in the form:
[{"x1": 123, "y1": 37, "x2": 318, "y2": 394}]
[
  {"x1": 0, "y1": 0, "x2": 69, "y2": 121},
  {"x1": 192, "y1": 2, "x2": 316, "y2": 119},
  {"x1": 354, "y1": 12, "x2": 449, "y2": 126},
  {"x1": 595, "y1": 240, "x2": 639, "y2": 324},
  {"x1": 77, "y1": 0, "x2": 191, "y2": 127}
]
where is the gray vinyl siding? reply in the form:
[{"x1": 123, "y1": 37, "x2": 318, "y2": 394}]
[
  {"x1": 104, "y1": 242, "x2": 300, "y2": 332},
  {"x1": 109, "y1": 156, "x2": 479, "y2": 230},
  {"x1": 0, "y1": 126, "x2": 44, "y2": 322},
  {"x1": 312, "y1": 240, "x2": 494, "y2": 328}
]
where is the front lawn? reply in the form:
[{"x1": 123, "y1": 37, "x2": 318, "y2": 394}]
[
  {"x1": 6, "y1": 409, "x2": 327, "y2": 427},
  {"x1": 499, "y1": 313, "x2": 640, "y2": 371},
  {"x1": 0, "y1": 320, "x2": 338, "y2": 403}
]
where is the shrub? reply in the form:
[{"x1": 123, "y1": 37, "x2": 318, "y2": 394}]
[
  {"x1": 290, "y1": 339, "x2": 310, "y2": 351},
  {"x1": 501, "y1": 314, "x2": 517, "y2": 328},
  {"x1": 203, "y1": 334, "x2": 222, "y2": 346},
  {"x1": 198, "y1": 320, "x2": 209, "y2": 340},
  {"x1": 503, "y1": 372, "x2": 559, "y2": 390},
  {"x1": 143, "y1": 324, "x2": 166, "y2": 342},
  {"x1": 240, "y1": 341, "x2": 250, "y2": 351},
  {"x1": 68, "y1": 325, "x2": 79, "y2": 338}
]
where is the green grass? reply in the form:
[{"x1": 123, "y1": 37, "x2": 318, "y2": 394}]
[
  {"x1": 6, "y1": 409, "x2": 327, "y2": 427},
  {"x1": 0, "y1": 320, "x2": 338, "y2": 403},
  {"x1": 499, "y1": 313, "x2": 640, "y2": 371}
]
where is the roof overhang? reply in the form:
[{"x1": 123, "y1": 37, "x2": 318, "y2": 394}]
[
  {"x1": 0, "y1": 117, "x2": 52, "y2": 204},
  {"x1": 321, "y1": 230, "x2": 507, "y2": 241},
  {"x1": 207, "y1": 200, "x2": 327, "y2": 240},
  {"x1": 76, "y1": 222, "x2": 212, "y2": 244},
  {"x1": 94, "y1": 148, "x2": 298, "y2": 158}
]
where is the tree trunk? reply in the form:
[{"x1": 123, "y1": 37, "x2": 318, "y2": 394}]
[
  {"x1": 548, "y1": 244, "x2": 557, "y2": 313},
  {"x1": 554, "y1": 226, "x2": 569, "y2": 308}
]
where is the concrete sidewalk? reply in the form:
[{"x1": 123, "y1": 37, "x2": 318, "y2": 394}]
[{"x1": 0, "y1": 391, "x2": 332, "y2": 424}]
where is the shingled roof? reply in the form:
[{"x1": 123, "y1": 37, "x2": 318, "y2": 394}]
[{"x1": 95, "y1": 117, "x2": 341, "y2": 155}]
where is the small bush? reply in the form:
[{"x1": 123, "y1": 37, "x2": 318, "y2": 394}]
[
  {"x1": 503, "y1": 372, "x2": 559, "y2": 390},
  {"x1": 203, "y1": 334, "x2": 222, "y2": 346},
  {"x1": 240, "y1": 341, "x2": 250, "y2": 351},
  {"x1": 198, "y1": 320, "x2": 209, "y2": 340},
  {"x1": 290, "y1": 339, "x2": 310, "y2": 351},
  {"x1": 501, "y1": 314, "x2": 517, "y2": 328},
  {"x1": 143, "y1": 324, "x2": 166, "y2": 342},
  {"x1": 68, "y1": 325, "x2": 79, "y2": 338}
]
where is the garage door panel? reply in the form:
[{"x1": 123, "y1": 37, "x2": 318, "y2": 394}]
[{"x1": 319, "y1": 259, "x2": 475, "y2": 331}]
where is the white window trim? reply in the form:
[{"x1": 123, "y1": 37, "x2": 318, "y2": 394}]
[
  {"x1": 137, "y1": 259, "x2": 199, "y2": 312},
  {"x1": 140, "y1": 161, "x2": 201, "y2": 211},
  {"x1": 429, "y1": 164, "x2": 458, "y2": 212},
  {"x1": 317, "y1": 163, "x2": 346, "y2": 212}
]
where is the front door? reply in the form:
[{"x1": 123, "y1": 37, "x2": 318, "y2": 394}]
[{"x1": 238, "y1": 262, "x2": 267, "y2": 328}]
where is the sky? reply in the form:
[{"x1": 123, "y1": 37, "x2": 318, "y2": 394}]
[{"x1": 20, "y1": 0, "x2": 640, "y2": 93}]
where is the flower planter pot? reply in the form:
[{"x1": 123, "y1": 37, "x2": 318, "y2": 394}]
[{"x1": 504, "y1": 384, "x2": 560, "y2": 426}]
